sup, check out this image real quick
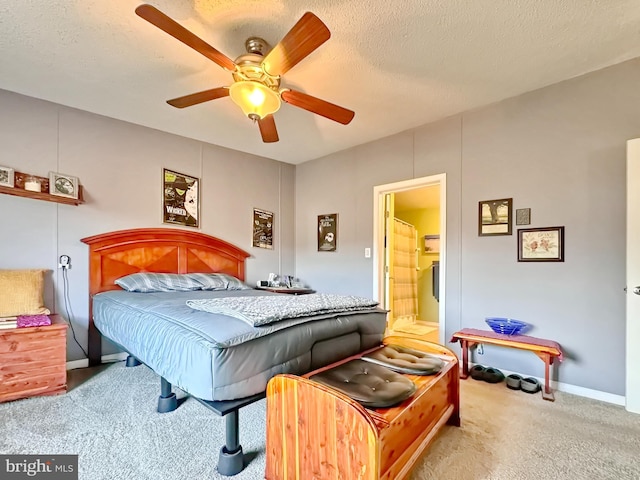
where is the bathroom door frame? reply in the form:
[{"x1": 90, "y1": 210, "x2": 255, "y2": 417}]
[{"x1": 373, "y1": 173, "x2": 446, "y2": 343}]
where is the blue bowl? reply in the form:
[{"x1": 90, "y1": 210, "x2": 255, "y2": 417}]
[{"x1": 485, "y1": 317, "x2": 529, "y2": 335}]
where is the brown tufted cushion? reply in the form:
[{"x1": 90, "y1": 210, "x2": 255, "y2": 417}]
[
  {"x1": 309, "y1": 359, "x2": 416, "y2": 408},
  {"x1": 362, "y1": 344, "x2": 444, "y2": 375}
]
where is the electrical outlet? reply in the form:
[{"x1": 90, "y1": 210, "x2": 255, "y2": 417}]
[{"x1": 59, "y1": 255, "x2": 71, "y2": 269}]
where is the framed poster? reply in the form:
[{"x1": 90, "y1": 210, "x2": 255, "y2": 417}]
[
  {"x1": 478, "y1": 198, "x2": 512, "y2": 236},
  {"x1": 253, "y1": 208, "x2": 274, "y2": 249},
  {"x1": 318, "y1": 213, "x2": 337, "y2": 252},
  {"x1": 163, "y1": 168, "x2": 199, "y2": 228},
  {"x1": 518, "y1": 226, "x2": 565, "y2": 262}
]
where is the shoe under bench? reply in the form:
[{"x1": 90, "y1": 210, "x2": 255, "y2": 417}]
[{"x1": 450, "y1": 328, "x2": 563, "y2": 401}]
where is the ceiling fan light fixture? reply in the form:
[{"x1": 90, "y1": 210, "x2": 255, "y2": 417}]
[
  {"x1": 229, "y1": 81, "x2": 281, "y2": 120},
  {"x1": 136, "y1": 6, "x2": 354, "y2": 142}
]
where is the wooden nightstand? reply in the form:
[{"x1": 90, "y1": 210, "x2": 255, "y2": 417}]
[{"x1": 0, "y1": 314, "x2": 67, "y2": 402}]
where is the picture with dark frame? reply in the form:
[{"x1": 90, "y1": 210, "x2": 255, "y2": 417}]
[
  {"x1": 253, "y1": 208, "x2": 274, "y2": 249},
  {"x1": 163, "y1": 168, "x2": 199, "y2": 228},
  {"x1": 478, "y1": 198, "x2": 512, "y2": 236},
  {"x1": 518, "y1": 226, "x2": 565, "y2": 262},
  {"x1": 318, "y1": 213, "x2": 337, "y2": 252}
]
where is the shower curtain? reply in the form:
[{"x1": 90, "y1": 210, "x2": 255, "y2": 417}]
[{"x1": 391, "y1": 218, "x2": 418, "y2": 327}]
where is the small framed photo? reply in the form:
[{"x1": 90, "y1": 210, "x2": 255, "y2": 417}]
[
  {"x1": 516, "y1": 208, "x2": 531, "y2": 225},
  {"x1": 478, "y1": 198, "x2": 512, "y2": 236},
  {"x1": 49, "y1": 172, "x2": 79, "y2": 199},
  {"x1": 318, "y1": 213, "x2": 338, "y2": 252},
  {"x1": 0, "y1": 166, "x2": 15, "y2": 187},
  {"x1": 163, "y1": 168, "x2": 199, "y2": 228},
  {"x1": 518, "y1": 226, "x2": 565, "y2": 262},
  {"x1": 423, "y1": 234, "x2": 440, "y2": 254}
]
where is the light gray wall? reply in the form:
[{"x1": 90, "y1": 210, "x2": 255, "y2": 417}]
[
  {"x1": 0, "y1": 89, "x2": 295, "y2": 360},
  {"x1": 3, "y1": 56, "x2": 639, "y2": 395},
  {"x1": 296, "y1": 58, "x2": 640, "y2": 396}
]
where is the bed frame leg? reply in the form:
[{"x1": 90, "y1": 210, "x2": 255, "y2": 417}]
[
  {"x1": 157, "y1": 377, "x2": 178, "y2": 413},
  {"x1": 125, "y1": 355, "x2": 141, "y2": 367},
  {"x1": 217, "y1": 410, "x2": 244, "y2": 476}
]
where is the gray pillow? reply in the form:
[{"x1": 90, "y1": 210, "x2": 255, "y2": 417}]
[
  {"x1": 115, "y1": 273, "x2": 203, "y2": 293},
  {"x1": 187, "y1": 273, "x2": 251, "y2": 291}
]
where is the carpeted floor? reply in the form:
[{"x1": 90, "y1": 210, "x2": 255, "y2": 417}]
[{"x1": 1, "y1": 361, "x2": 640, "y2": 480}]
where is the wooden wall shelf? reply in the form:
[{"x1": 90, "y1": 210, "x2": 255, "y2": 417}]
[{"x1": 0, "y1": 171, "x2": 84, "y2": 206}]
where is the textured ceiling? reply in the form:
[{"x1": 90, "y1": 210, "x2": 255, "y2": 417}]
[{"x1": 1, "y1": 1, "x2": 639, "y2": 164}]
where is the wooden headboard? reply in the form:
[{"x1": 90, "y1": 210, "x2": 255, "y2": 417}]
[{"x1": 81, "y1": 228, "x2": 251, "y2": 365}]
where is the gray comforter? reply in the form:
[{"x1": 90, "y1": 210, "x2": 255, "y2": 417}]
[{"x1": 186, "y1": 293, "x2": 379, "y2": 326}]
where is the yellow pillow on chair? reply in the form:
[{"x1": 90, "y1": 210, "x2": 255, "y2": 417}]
[{"x1": 0, "y1": 269, "x2": 51, "y2": 317}]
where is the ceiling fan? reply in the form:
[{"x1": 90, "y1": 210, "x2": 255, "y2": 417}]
[{"x1": 135, "y1": 4, "x2": 355, "y2": 143}]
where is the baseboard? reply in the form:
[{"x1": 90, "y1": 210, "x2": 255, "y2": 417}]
[
  {"x1": 551, "y1": 379, "x2": 625, "y2": 406},
  {"x1": 471, "y1": 363, "x2": 626, "y2": 406},
  {"x1": 66, "y1": 352, "x2": 128, "y2": 370},
  {"x1": 419, "y1": 321, "x2": 440, "y2": 328}
]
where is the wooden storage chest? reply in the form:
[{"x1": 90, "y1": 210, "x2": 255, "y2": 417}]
[
  {"x1": 0, "y1": 314, "x2": 67, "y2": 402},
  {"x1": 265, "y1": 336, "x2": 460, "y2": 480}
]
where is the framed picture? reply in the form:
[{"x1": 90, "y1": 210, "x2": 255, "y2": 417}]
[
  {"x1": 516, "y1": 208, "x2": 531, "y2": 225},
  {"x1": 49, "y1": 172, "x2": 79, "y2": 199},
  {"x1": 518, "y1": 226, "x2": 565, "y2": 262},
  {"x1": 423, "y1": 234, "x2": 440, "y2": 254},
  {"x1": 318, "y1": 213, "x2": 337, "y2": 252},
  {"x1": 0, "y1": 166, "x2": 14, "y2": 188},
  {"x1": 162, "y1": 168, "x2": 199, "y2": 228},
  {"x1": 478, "y1": 198, "x2": 512, "y2": 236},
  {"x1": 253, "y1": 208, "x2": 274, "y2": 249}
]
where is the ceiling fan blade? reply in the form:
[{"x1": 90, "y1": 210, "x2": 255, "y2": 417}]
[
  {"x1": 135, "y1": 4, "x2": 236, "y2": 71},
  {"x1": 262, "y1": 12, "x2": 330, "y2": 76},
  {"x1": 258, "y1": 115, "x2": 279, "y2": 143},
  {"x1": 166, "y1": 87, "x2": 230, "y2": 108},
  {"x1": 281, "y1": 89, "x2": 355, "y2": 125}
]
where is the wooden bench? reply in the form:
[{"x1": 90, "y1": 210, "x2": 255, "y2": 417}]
[
  {"x1": 265, "y1": 336, "x2": 460, "y2": 480},
  {"x1": 450, "y1": 328, "x2": 563, "y2": 401}
]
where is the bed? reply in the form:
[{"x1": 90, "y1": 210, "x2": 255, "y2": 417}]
[{"x1": 81, "y1": 228, "x2": 388, "y2": 475}]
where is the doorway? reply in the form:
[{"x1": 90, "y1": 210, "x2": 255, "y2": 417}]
[{"x1": 373, "y1": 174, "x2": 446, "y2": 344}]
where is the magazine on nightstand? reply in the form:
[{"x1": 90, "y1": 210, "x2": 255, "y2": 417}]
[{"x1": 0, "y1": 316, "x2": 18, "y2": 329}]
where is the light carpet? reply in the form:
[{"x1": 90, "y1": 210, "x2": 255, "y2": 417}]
[{"x1": 1, "y1": 361, "x2": 640, "y2": 480}]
